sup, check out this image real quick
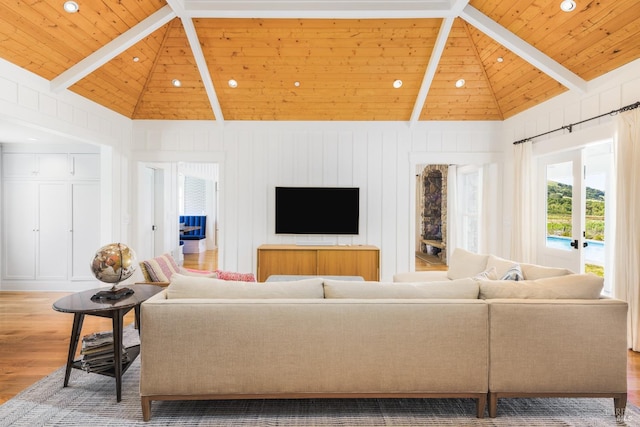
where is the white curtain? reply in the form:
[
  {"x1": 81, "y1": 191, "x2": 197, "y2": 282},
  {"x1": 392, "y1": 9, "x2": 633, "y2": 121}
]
[
  {"x1": 613, "y1": 109, "x2": 640, "y2": 351},
  {"x1": 479, "y1": 164, "x2": 496, "y2": 255},
  {"x1": 447, "y1": 165, "x2": 458, "y2": 262},
  {"x1": 511, "y1": 141, "x2": 535, "y2": 263}
]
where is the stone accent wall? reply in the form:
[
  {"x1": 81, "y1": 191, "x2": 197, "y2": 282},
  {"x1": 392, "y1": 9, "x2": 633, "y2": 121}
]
[{"x1": 420, "y1": 165, "x2": 448, "y2": 263}]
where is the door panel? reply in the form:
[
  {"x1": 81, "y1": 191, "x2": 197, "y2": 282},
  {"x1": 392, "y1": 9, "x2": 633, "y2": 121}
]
[
  {"x1": 71, "y1": 183, "x2": 101, "y2": 280},
  {"x1": 3, "y1": 182, "x2": 36, "y2": 279},
  {"x1": 538, "y1": 151, "x2": 583, "y2": 273},
  {"x1": 37, "y1": 183, "x2": 68, "y2": 280}
]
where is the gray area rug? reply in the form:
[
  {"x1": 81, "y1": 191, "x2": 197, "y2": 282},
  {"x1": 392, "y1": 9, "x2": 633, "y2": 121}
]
[{"x1": 0, "y1": 326, "x2": 637, "y2": 426}]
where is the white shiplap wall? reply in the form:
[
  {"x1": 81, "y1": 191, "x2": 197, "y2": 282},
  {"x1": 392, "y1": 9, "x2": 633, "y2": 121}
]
[
  {"x1": 133, "y1": 121, "x2": 503, "y2": 280},
  {"x1": 500, "y1": 59, "x2": 640, "y2": 259}
]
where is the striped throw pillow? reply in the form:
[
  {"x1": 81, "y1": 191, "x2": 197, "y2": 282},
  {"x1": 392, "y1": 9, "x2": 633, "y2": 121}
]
[{"x1": 141, "y1": 254, "x2": 180, "y2": 282}]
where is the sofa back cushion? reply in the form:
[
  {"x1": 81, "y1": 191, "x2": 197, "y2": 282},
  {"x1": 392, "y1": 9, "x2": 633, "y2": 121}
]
[
  {"x1": 486, "y1": 254, "x2": 573, "y2": 280},
  {"x1": 167, "y1": 274, "x2": 324, "y2": 299},
  {"x1": 478, "y1": 274, "x2": 603, "y2": 299},
  {"x1": 323, "y1": 278, "x2": 479, "y2": 299},
  {"x1": 447, "y1": 248, "x2": 489, "y2": 280}
]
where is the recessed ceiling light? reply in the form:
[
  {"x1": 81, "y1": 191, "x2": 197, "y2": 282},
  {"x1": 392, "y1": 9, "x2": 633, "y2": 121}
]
[
  {"x1": 228, "y1": 79, "x2": 238, "y2": 88},
  {"x1": 171, "y1": 79, "x2": 181, "y2": 87},
  {"x1": 560, "y1": 0, "x2": 576, "y2": 12},
  {"x1": 393, "y1": 79, "x2": 403, "y2": 89},
  {"x1": 63, "y1": 1, "x2": 79, "y2": 13},
  {"x1": 497, "y1": 57, "x2": 504, "y2": 63},
  {"x1": 294, "y1": 81, "x2": 300, "y2": 87},
  {"x1": 455, "y1": 79, "x2": 465, "y2": 88},
  {"x1": 133, "y1": 57, "x2": 140, "y2": 62}
]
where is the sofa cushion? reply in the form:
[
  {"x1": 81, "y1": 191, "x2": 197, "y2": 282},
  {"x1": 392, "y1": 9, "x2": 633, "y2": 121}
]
[
  {"x1": 486, "y1": 254, "x2": 572, "y2": 280},
  {"x1": 478, "y1": 274, "x2": 604, "y2": 299},
  {"x1": 167, "y1": 274, "x2": 324, "y2": 299},
  {"x1": 447, "y1": 248, "x2": 489, "y2": 280},
  {"x1": 520, "y1": 263, "x2": 573, "y2": 280},
  {"x1": 140, "y1": 253, "x2": 180, "y2": 282},
  {"x1": 323, "y1": 278, "x2": 479, "y2": 299}
]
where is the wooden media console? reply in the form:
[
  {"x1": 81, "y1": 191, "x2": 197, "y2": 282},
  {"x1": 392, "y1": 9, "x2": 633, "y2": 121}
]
[{"x1": 256, "y1": 244, "x2": 380, "y2": 282}]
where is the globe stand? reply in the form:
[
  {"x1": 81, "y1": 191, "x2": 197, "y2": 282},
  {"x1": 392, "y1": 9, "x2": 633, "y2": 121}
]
[{"x1": 91, "y1": 284, "x2": 134, "y2": 302}]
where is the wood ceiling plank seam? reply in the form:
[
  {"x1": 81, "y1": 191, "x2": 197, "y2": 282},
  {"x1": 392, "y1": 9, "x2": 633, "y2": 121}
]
[
  {"x1": 411, "y1": 17, "x2": 453, "y2": 124},
  {"x1": 527, "y1": 0, "x2": 640, "y2": 64},
  {"x1": 106, "y1": 0, "x2": 161, "y2": 27},
  {"x1": 182, "y1": 17, "x2": 223, "y2": 121},
  {"x1": 28, "y1": 1, "x2": 108, "y2": 55},
  {"x1": 50, "y1": 5, "x2": 176, "y2": 92},
  {"x1": 491, "y1": 67, "x2": 553, "y2": 98},
  {"x1": 132, "y1": 22, "x2": 174, "y2": 119},
  {"x1": 461, "y1": 4, "x2": 587, "y2": 93},
  {"x1": 0, "y1": 23, "x2": 69, "y2": 79},
  {"x1": 461, "y1": 20, "x2": 503, "y2": 119},
  {"x1": 499, "y1": 78, "x2": 566, "y2": 117},
  {"x1": 0, "y1": 6, "x2": 93, "y2": 73}
]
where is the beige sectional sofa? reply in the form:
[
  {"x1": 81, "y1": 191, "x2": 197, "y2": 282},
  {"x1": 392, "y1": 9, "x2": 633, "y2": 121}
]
[
  {"x1": 139, "y1": 250, "x2": 627, "y2": 421},
  {"x1": 395, "y1": 248, "x2": 628, "y2": 418}
]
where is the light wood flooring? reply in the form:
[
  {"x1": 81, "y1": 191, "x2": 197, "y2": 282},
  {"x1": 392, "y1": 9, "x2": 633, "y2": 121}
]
[{"x1": 1, "y1": 249, "x2": 639, "y2": 408}]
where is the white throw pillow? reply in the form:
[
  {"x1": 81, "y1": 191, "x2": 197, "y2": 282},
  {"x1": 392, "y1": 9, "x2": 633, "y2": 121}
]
[
  {"x1": 167, "y1": 274, "x2": 324, "y2": 299},
  {"x1": 446, "y1": 248, "x2": 489, "y2": 280},
  {"x1": 473, "y1": 267, "x2": 498, "y2": 281},
  {"x1": 500, "y1": 264, "x2": 524, "y2": 281},
  {"x1": 323, "y1": 278, "x2": 479, "y2": 299},
  {"x1": 478, "y1": 274, "x2": 604, "y2": 299}
]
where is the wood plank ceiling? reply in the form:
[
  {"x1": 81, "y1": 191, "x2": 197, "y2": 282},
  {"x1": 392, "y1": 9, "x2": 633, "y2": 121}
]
[{"x1": 0, "y1": 0, "x2": 638, "y2": 122}]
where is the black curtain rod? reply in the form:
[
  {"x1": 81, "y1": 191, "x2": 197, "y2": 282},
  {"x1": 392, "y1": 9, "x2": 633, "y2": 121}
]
[{"x1": 513, "y1": 101, "x2": 640, "y2": 145}]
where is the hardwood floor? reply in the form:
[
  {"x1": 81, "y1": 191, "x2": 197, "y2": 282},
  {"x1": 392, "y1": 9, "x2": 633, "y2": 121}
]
[{"x1": 1, "y1": 250, "x2": 639, "y2": 409}]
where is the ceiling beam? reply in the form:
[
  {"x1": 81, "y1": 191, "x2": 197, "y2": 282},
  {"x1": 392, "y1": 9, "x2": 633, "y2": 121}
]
[
  {"x1": 180, "y1": 17, "x2": 225, "y2": 123},
  {"x1": 460, "y1": 5, "x2": 587, "y2": 93},
  {"x1": 409, "y1": 17, "x2": 455, "y2": 125},
  {"x1": 50, "y1": 5, "x2": 176, "y2": 93},
  {"x1": 180, "y1": 0, "x2": 452, "y2": 18}
]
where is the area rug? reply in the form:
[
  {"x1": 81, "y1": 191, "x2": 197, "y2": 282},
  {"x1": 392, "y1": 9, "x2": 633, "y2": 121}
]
[
  {"x1": 2, "y1": 359, "x2": 638, "y2": 427},
  {"x1": 0, "y1": 324, "x2": 637, "y2": 427}
]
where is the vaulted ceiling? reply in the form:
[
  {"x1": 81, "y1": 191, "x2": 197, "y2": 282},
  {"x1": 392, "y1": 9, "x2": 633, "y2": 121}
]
[{"x1": 0, "y1": 0, "x2": 638, "y2": 123}]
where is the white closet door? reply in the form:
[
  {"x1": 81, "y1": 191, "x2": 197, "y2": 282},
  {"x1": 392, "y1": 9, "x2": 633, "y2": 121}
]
[
  {"x1": 70, "y1": 182, "x2": 101, "y2": 280},
  {"x1": 36, "y1": 183, "x2": 69, "y2": 280},
  {"x1": 3, "y1": 181, "x2": 36, "y2": 279}
]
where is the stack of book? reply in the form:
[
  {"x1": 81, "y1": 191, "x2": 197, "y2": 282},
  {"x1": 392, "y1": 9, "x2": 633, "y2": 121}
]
[{"x1": 80, "y1": 331, "x2": 129, "y2": 373}]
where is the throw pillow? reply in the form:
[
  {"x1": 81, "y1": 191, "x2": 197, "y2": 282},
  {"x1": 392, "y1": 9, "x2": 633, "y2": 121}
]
[
  {"x1": 178, "y1": 267, "x2": 218, "y2": 278},
  {"x1": 140, "y1": 253, "x2": 180, "y2": 282},
  {"x1": 446, "y1": 248, "x2": 489, "y2": 280},
  {"x1": 478, "y1": 273, "x2": 604, "y2": 299},
  {"x1": 323, "y1": 278, "x2": 480, "y2": 299},
  {"x1": 214, "y1": 270, "x2": 256, "y2": 282},
  {"x1": 500, "y1": 264, "x2": 524, "y2": 281},
  {"x1": 167, "y1": 274, "x2": 324, "y2": 299},
  {"x1": 473, "y1": 267, "x2": 498, "y2": 281}
]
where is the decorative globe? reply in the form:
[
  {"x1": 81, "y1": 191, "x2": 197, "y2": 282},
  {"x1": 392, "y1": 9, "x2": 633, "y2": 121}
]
[{"x1": 90, "y1": 243, "x2": 137, "y2": 286}]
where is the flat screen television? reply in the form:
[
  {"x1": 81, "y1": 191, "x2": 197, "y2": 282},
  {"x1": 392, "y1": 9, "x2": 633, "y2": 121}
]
[{"x1": 275, "y1": 186, "x2": 359, "y2": 235}]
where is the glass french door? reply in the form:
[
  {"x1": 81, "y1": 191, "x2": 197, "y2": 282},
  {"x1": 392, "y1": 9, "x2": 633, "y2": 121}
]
[{"x1": 537, "y1": 143, "x2": 612, "y2": 291}]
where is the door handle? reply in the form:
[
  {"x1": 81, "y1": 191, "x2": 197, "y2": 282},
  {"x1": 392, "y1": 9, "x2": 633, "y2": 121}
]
[
  {"x1": 570, "y1": 239, "x2": 579, "y2": 249},
  {"x1": 583, "y1": 241, "x2": 588, "y2": 248}
]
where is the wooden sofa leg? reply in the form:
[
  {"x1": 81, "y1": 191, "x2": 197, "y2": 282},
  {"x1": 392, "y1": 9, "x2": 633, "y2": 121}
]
[
  {"x1": 614, "y1": 393, "x2": 627, "y2": 421},
  {"x1": 141, "y1": 396, "x2": 152, "y2": 422},
  {"x1": 488, "y1": 392, "x2": 498, "y2": 418},
  {"x1": 476, "y1": 394, "x2": 486, "y2": 418}
]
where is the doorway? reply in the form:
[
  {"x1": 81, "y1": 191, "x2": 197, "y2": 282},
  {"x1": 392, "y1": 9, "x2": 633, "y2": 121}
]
[{"x1": 537, "y1": 142, "x2": 612, "y2": 292}]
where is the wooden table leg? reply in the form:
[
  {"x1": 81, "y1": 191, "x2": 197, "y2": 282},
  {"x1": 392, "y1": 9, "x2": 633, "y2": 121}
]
[
  {"x1": 64, "y1": 313, "x2": 84, "y2": 387},
  {"x1": 134, "y1": 305, "x2": 141, "y2": 333},
  {"x1": 112, "y1": 310, "x2": 124, "y2": 402}
]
